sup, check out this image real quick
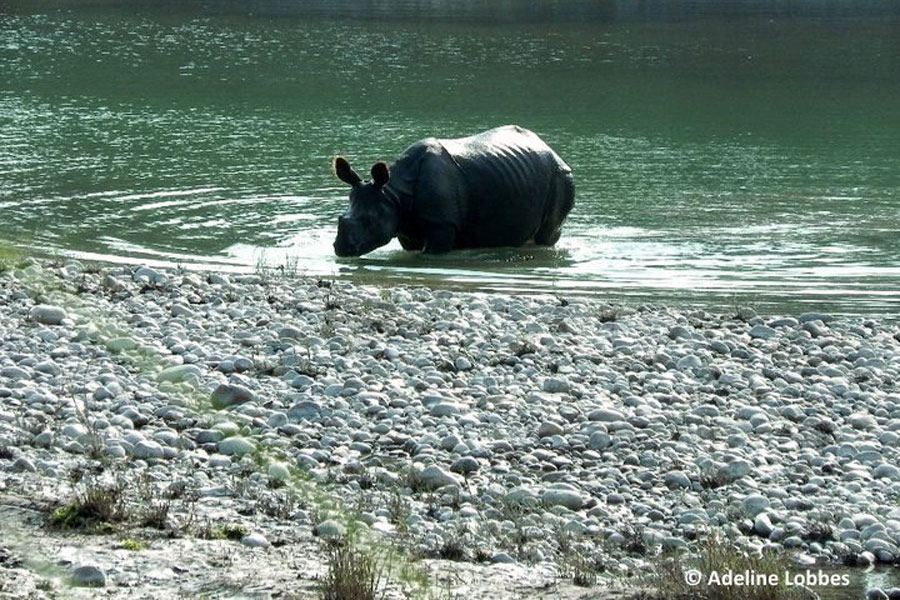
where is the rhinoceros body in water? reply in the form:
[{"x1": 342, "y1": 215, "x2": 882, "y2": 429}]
[{"x1": 332, "y1": 125, "x2": 575, "y2": 256}]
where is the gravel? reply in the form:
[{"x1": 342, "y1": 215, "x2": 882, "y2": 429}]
[{"x1": 2, "y1": 258, "x2": 900, "y2": 598}]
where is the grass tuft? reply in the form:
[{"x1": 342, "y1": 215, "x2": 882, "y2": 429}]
[
  {"x1": 320, "y1": 543, "x2": 383, "y2": 600},
  {"x1": 48, "y1": 479, "x2": 128, "y2": 531},
  {"x1": 651, "y1": 534, "x2": 809, "y2": 600},
  {"x1": 120, "y1": 538, "x2": 145, "y2": 551}
]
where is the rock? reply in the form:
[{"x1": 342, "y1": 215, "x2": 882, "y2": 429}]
[
  {"x1": 431, "y1": 402, "x2": 462, "y2": 417},
  {"x1": 11, "y1": 457, "x2": 36, "y2": 472},
  {"x1": 61, "y1": 423, "x2": 87, "y2": 439},
  {"x1": 754, "y1": 513, "x2": 775, "y2": 537},
  {"x1": 867, "y1": 590, "x2": 890, "y2": 600},
  {"x1": 34, "y1": 361, "x2": 60, "y2": 376},
  {"x1": 132, "y1": 440, "x2": 166, "y2": 459},
  {"x1": 454, "y1": 357, "x2": 472, "y2": 371},
  {"x1": 873, "y1": 464, "x2": 900, "y2": 480},
  {"x1": 542, "y1": 377, "x2": 570, "y2": 393},
  {"x1": 210, "y1": 383, "x2": 256, "y2": 409},
  {"x1": 748, "y1": 325, "x2": 777, "y2": 340},
  {"x1": 171, "y1": 304, "x2": 195, "y2": 318},
  {"x1": 588, "y1": 431, "x2": 611, "y2": 450},
  {"x1": 288, "y1": 401, "x2": 321, "y2": 422},
  {"x1": 677, "y1": 355, "x2": 702, "y2": 370},
  {"x1": 741, "y1": 494, "x2": 770, "y2": 517},
  {"x1": 541, "y1": 489, "x2": 584, "y2": 510},
  {"x1": 315, "y1": 520, "x2": 346, "y2": 539},
  {"x1": 849, "y1": 413, "x2": 877, "y2": 430},
  {"x1": 664, "y1": 471, "x2": 692, "y2": 489},
  {"x1": 0, "y1": 366, "x2": 30, "y2": 381},
  {"x1": 241, "y1": 532, "x2": 270, "y2": 548},
  {"x1": 799, "y1": 312, "x2": 834, "y2": 323},
  {"x1": 71, "y1": 564, "x2": 106, "y2": 587},
  {"x1": 491, "y1": 552, "x2": 516, "y2": 564},
  {"x1": 505, "y1": 487, "x2": 539, "y2": 505},
  {"x1": 587, "y1": 408, "x2": 625, "y2": 422},
  {"x1": 768, "y1": 317, "x2": 799, "y2": 328},
  {"x1": 538, "y1": 421, "x2": 564, "y2": 438},
  {"x1": 662, "y1": 536, "x2": 689, "y2": 550},
  {"x1": 218, "y1": 436, "x2": 256, "y2": 456},
  {"x1": 157, "y1": 364, "x2": 203, "y2": 383},
  {"x1": 451, "y1": 457, "x2": 480, "y2": 474},
  {"x1": 736, "y1": 307, "x2": 757, "y2": 320},
  {"x1": 30, "y1": 305, "x2": 68, "y2": 325},
  {"x1": 417, "y1": 465, "x2": 459, "y2": 489},
  {"x1": 268, "y1": 461, "x2": 291, "y2": 481},
  {"x1": 717, "y1": 459, "x2": 752, "y2": 482},
  {"x1": 106, "y1": 337, "x2": 137, "y2": 352}
]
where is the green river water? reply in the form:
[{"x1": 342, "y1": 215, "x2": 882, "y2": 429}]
[{"x1": 2, "y1": 1, "x2": 899, "y2": 314}]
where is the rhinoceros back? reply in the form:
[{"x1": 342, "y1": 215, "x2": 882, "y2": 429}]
[
  {"x1": 438, "y1": 125, "x2": 569, "y2": 247},
  {"x1": 388, "y1": 125, "x2": 572, "y2": 249}
]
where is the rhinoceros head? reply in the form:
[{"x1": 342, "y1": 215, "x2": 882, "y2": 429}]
[{"x1": 332, "y1": 157, "x2": 400, "y2": 257}]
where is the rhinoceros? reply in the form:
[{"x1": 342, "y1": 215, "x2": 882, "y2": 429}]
[{"x1": 332, "y1": 125, "x2": 574, "y2": 256}]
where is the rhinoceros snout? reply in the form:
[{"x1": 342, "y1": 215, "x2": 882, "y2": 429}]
[{"x1": 334, "y1": 219, "x2": 361, "y2": 257}]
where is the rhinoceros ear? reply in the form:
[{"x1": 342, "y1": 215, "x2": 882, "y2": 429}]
[
  {"x1": 334, "y1": 156, "x2": 361, "y2": 187},
  {"x1": 371, "y1": 162, "x2": 390, "y2": 189}
]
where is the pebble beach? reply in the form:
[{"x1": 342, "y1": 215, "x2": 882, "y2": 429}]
[{"x1": 2, "y1": 258, "x2": 900, "y2": 599}]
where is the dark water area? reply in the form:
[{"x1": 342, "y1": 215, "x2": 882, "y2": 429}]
[{"x1": 1, "y1": 0, "x2": 899, "y2": 315}]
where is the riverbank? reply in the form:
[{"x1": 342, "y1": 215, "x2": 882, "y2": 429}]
[{"x1": 1, "y1": 257, "x2": 899, "y2": 598}]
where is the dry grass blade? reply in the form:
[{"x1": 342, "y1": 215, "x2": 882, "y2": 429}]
[{"x1": 320, "y1": 543, "x2": 384, "y2": 600}]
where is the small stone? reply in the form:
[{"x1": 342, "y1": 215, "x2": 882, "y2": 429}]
[
  {"x1": 30, "y1": 305, "x2": 68, "y2": 325},
  {"x1": 241, "y1": 532, "x2": 270, "y2": 548},
  {"x1": 736, "y1": 307, "x2": 757, "y2": 320},
  {"x1": 541, "y1": 489, "x2": 584, "y2": 510},
  {"x1": 450, "y1": 457, "x2": 480, "y2": 474},
  {"x1": 748, "y1": 325, "x2": 777, "y2": 340},
  {"x1": 538, "y1": 421, "x2": 564, "y2": 438},
  {"x1": 664, "y1": 471, "x2": 692, "y2": 489},
  {"x1": 873, "y1": 464, "x2": 900, "y2": 480},
  {"x1": 157, "y1": 364, "x2": 203, "y2": 383},
  {"x1": 491, "y1": 552, "x2": 516, "y2": 564},
  {"x1": 662, "y1": 536, "x2": 689, "y2": 550},
  {"x1": 431, "y1": 402, "x2": 461, "y2": 417},
  {"x1": 315, "y1": 519, "x2": 346, "y2": 539},
  {"x1": 588, "y1": 431, "x2": 611, "y2": 450},
  {"x1": 0, "y1": 366, "x2": 30, "y2": 381},
  {"x1": 587, "y1": 408, "x2": 625, "y2": 422},
  {"x1": 218, "y1": 436, "x2": 256, "y2": 456},
  {"x1": 268, "y1": 461, "x2": 291, "y2": 481},
  {"x1": 799, "y1": 312, "x2": 834, "y2": 323},
  {"x1": 542, "y1": 377, "x2": 570, "y2": 393},
  {"x1": 71, "y1": 564, "x2": 106, "y2": 587},
  {"x1": 849, "y1": 413, "x2": 877, "y2": 430},
  {"x1": 754, "y1": 513, "x2": 775, "y2": 537},
  {"x1": 288, "y1": 401, "x2": 321, "y2": 422},
  {"x1": 171, "y1": 304, "x2": 195, "y2": 318},
  {"x1": 11, "y1": 457, "x2": 36, "y2": 472},
  {"x1": 717, "y1": 459, "x2": 752, "y2": 482},
  {"x1": 210, "y1": 383, "x2": 256, "y2": 409},
  {"x1": 417, "y1": 465, "x2": 460, "y2": 489},
  {"x1": 132, "y1": 440, "x2": 166, "y2": 459},
  {"x1": 741, "y1": 494, "x2": 770, "y2": 517},
  {"x1": 768, "y1": 317, "x2": 799, "y2": 328},
  {"x1": 677, "y1": 355, "x2": 702, "y2": 370},
  {"x1": 106, "y1": 337, "x2": 137, "y2": 352},
  {"x1": 61, "y1": 423, "x2": 87, "y2": 439},
  {"x1": 454, "y1": 357, "x2": 472, "y2": 371}
]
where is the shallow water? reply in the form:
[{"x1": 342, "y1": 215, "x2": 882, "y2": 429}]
[{"x1": 2, "y1": 1, "x2": 899, "y2": 314}]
